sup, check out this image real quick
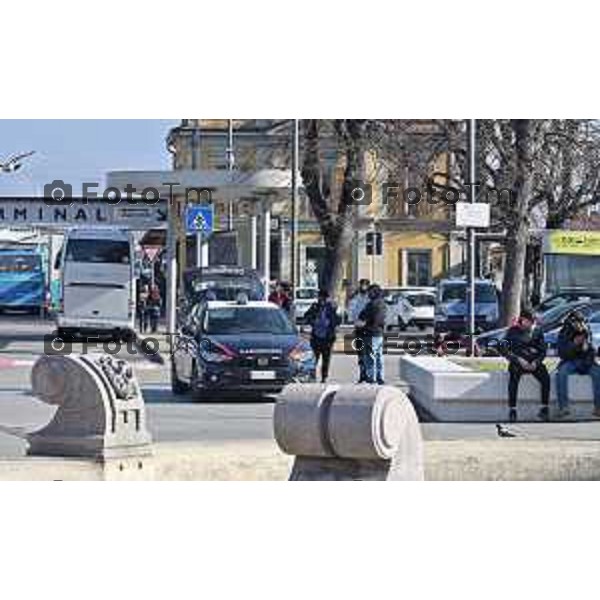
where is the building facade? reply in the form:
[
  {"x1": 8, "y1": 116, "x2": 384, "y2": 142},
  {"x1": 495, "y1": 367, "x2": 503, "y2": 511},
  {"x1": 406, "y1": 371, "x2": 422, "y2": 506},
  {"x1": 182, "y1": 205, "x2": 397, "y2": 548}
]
[{"x1": 166, "y1": 119, "x2": 462, "y2": 290}]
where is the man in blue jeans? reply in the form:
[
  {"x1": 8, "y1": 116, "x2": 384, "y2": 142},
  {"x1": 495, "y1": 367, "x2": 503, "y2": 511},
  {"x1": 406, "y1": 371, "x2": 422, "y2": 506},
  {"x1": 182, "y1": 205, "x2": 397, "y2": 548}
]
[
  {"x1": 356, "y1": 284, "x2": 387, "y2": 384},
  {"x1": 556, "y1": 311, "x2": 600, "y2": 419}
]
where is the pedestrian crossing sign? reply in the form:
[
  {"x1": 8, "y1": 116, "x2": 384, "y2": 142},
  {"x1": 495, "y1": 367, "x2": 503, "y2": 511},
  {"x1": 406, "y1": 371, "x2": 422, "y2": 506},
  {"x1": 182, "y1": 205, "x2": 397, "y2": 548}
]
[{"x1": 186, "y1": 206, "x2": 214, "y2": 233}]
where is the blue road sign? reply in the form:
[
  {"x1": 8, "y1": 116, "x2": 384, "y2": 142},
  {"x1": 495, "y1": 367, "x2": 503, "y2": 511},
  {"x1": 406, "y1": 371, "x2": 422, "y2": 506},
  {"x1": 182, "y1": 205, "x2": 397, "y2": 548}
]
[{"x1": 186, "y1": 205, "x2": 214, "y2": 234}]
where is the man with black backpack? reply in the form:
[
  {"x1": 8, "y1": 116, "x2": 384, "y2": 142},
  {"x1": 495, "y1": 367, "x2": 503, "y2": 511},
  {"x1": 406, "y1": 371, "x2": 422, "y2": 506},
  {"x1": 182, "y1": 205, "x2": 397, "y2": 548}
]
[
  {"x1": 305, "y1": 289, "x2": 341, "y2": 383},
  {"x1": 356, "y1": 284, "x2": 387, "y2": 385}
]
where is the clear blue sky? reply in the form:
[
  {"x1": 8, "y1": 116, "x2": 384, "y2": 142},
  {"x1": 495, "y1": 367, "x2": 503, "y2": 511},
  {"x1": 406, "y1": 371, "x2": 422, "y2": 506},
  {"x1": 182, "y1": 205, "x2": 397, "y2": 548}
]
[{"x1": 0, "y1": 119, "x2": 178, "y2": 196}]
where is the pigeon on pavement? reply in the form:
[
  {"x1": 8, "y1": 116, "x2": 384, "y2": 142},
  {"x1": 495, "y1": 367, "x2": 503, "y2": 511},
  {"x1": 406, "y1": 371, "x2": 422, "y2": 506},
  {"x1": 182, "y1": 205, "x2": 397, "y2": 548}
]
[{"x1": 496, "y1": 423, "x2": 517, "y2": 438}]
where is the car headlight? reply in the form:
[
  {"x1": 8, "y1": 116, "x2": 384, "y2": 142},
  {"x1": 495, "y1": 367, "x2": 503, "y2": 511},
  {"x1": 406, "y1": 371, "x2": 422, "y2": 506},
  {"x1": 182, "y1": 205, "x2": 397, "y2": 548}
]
[
  {"x1": 289, "y1": 343, "x2": 314, "y2": 362},
  {"x1": 199, "y1": 340, "x2": 236, "y2": 363}
]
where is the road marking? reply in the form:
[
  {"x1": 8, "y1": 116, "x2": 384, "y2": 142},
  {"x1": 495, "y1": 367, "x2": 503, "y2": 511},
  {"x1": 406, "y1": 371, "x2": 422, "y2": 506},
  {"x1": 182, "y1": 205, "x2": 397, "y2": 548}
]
[{"x1": 0, "y1": 356, "x2": 165, "y2": 370}]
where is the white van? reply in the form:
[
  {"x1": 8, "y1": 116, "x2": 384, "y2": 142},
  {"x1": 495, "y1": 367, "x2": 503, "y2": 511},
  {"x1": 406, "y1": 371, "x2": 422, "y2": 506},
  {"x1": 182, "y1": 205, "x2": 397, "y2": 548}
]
[{"x1": 56, "y1": 228, "x2": 135, "y2": 339}]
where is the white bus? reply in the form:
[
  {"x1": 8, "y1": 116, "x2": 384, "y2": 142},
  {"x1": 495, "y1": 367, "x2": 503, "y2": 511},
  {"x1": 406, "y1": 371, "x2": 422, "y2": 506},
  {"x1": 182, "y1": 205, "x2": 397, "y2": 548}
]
[{"x1": 56, "y1": 228, "x2": 136, "y2": 339}]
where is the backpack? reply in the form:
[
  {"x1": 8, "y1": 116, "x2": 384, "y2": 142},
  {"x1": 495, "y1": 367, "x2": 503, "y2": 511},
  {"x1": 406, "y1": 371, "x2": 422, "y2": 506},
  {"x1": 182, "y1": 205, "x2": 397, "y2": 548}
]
[{"x1": 312, "y1": 304, "x2": 333, "y2": 340}]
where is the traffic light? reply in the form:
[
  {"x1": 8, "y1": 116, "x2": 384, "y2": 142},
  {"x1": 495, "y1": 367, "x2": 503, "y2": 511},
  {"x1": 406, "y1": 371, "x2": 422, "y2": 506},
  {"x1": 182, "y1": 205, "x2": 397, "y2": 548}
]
[{"x1": 366, "y1": 232, "x2": 383, "y2": 256}]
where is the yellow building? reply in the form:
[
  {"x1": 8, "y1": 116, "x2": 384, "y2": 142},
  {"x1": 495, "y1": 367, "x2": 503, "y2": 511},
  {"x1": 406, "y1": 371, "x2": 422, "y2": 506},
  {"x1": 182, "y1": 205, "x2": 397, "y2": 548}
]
[{"x1": 166, "y1": 119, "x2": 459, "y2": 289}]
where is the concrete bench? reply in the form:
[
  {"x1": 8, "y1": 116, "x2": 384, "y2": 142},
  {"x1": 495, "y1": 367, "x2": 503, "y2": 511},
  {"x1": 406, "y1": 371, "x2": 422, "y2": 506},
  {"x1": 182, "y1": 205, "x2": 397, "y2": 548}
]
[{"x1": 400, "y1": 356, "x2": 599, "y2": 421}]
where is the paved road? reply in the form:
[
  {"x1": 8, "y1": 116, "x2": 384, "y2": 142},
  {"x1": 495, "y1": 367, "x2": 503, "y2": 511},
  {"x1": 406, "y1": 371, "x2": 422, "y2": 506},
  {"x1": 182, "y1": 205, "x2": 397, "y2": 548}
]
[
  {"x1": 1, "y1": 315, "x2": 599, "y2": 459},
  {"x1": 0, "y1": 314, "x2": 409, "y2": 456}
]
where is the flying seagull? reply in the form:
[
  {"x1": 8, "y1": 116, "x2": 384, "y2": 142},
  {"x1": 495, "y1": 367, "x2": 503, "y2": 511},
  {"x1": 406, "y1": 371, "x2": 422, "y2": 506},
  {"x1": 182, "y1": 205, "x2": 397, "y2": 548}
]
[
  {"x1": 496, "y1": 424, "x2": 517, "y2": 438},
  {"x1": 0, "y1": 150, "x2": 36, "y2": 173}
]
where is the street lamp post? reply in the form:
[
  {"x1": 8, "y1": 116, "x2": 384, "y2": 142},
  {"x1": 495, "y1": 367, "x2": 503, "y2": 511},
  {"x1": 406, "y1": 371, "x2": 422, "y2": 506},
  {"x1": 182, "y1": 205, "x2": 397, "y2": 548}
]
[
  {"x1": 227, "y1": 119, "x2": 235, "y2": 231},
  {"x1": 467, "y1": 119, "x2": 477, "y2": 356},
  {"x1": 291, "y1": 119, "x2": 299, "y2": 289}
]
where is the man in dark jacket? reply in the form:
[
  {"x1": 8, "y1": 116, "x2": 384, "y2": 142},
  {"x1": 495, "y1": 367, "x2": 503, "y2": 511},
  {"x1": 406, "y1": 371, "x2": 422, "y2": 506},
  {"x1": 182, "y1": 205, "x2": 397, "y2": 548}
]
[
  {"x1": 356, "y1": 284, "x2": 387, "y2": 385},
  {"x1": 304, "y1": 289, "x2": 341, "y2": 383},
  {"x1": 502, "y1": 309, "x2": 549, "y2": 422},
  {"x1": 349, "y1": 278, "x2": 370, "y2": 383},
  {"x1": 556, "y1": 310, "x2": 600, "y2": 419}
]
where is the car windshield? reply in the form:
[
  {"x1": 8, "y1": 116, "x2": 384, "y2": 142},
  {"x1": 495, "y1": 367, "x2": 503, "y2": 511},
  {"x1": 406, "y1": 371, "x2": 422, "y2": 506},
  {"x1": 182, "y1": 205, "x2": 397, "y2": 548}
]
[
  {"x1": 66, "y1": 239, "x2": 130, "y2": 264},
  {"x1": 0, "y1": 255, "x2": 41, "y2": 272},
  {"x1": 405, "y1": 293, "x2": 435, "y2": 307},
  {"x1": 204, "y1": 306, "x2": 296, "y2": 335},
  {"x1": 296, "y1": 289, "x2": 318, "y2": 300},
  {"x1": 441, "y1": 283, "x2": 496, "y2": 303}
]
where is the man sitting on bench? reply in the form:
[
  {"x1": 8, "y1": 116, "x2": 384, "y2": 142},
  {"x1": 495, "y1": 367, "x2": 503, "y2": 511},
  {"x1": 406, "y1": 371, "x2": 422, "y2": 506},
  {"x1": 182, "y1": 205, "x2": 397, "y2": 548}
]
[
  {"x1": 556, "y1": 311, "x2": 600, "y2": 420},
  {"x1": 502, "y1": 309, "x2": 549, "y2": 423}
]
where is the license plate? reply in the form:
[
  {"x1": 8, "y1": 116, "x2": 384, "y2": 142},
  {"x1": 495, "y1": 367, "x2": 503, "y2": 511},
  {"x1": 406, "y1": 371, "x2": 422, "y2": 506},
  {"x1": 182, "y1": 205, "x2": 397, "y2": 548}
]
[{"x1": 250, "y1": 370, "x2": 276, "y2": 380}]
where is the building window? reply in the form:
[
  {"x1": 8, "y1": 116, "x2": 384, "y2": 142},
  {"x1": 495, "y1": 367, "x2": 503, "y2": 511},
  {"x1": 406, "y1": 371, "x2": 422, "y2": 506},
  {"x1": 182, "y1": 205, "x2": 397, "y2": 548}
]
[{"x1": 406, "y1": 250, "x2": 432, "y2": 286}]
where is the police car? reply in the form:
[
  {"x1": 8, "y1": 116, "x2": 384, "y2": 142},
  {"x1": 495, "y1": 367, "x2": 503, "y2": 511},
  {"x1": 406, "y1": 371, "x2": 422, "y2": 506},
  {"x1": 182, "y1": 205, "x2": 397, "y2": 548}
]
[{"x1": 171, "y1": 297, "x2": 316, "y2": 399}]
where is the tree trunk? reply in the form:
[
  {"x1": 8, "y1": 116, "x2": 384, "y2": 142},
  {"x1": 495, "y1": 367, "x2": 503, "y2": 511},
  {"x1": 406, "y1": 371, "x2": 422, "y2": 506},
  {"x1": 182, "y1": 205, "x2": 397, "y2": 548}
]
[
  {"x1": 500, "y1": 120, "x2": 533, "y2": 324},
  {"x1": 301, "y1": 119, "x2": 364, "y2": 299},
  {"x1": 500, "y1": 221, "x2": 528, "y2": 323},
  {"x1": 322, "y1": 218, "x2": 354, "y2": 297}
]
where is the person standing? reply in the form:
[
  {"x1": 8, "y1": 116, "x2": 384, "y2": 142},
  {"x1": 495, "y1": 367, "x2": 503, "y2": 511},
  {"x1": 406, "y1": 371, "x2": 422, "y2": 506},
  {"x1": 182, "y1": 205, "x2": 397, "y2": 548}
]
[
  {"x1": 269, "y1": 281, "x2": 292, "y2": 314},
  {"x1": 556, "y1": 311, "x2": 600, "y2": 419},
  {"x1": 501, "y1": 309, "x2": 550, "y2": 422},
  {"x1": 137, "y1": 283, "x2": 149, "y2": 333},
  {"x1": 356, "y1": 284, "x2": 387, "y2": 385},
  {"x1": 348, "y1": 278, "x2": 371, "y2": 383},
  {"x1": 146, "y1": 284, "x2": 162, "y2": 334},
  {"x1": 305, "y1": 289, "x2": 341, "y2": 383}
]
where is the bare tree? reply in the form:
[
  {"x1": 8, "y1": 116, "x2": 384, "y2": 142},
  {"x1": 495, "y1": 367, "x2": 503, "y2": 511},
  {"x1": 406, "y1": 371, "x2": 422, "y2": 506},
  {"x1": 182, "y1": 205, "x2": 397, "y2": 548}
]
[
  {"x1": 468, "y1": 119, "x2": 600, "y2": 323},
  {"x1": 300, "y1": 119, "x2": 368, "y2": 296},
  {"x1": 300, "y1": 119, "x2": 453, "y2": 296},
  {"x1": 532, "y1": 120, "x2": 600, "y2": 229}
]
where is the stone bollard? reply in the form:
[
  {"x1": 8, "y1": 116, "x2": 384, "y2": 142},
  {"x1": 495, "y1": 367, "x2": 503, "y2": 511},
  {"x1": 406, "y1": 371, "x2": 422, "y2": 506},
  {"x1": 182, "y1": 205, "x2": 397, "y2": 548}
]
[
  {"x1": 273, "y1": 384, "x2": 424, "y2": 480},
  {"x1": 28, "y1": 353, "x2": 152, "y2": 459}
]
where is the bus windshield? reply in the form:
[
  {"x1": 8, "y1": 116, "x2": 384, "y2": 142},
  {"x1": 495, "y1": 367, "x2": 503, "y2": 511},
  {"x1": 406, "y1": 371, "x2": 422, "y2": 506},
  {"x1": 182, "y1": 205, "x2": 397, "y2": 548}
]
[
  {"x1": 65, "y1": 239, "x2": 130, "y2": 264},
  {"x1": 545, "y1": 254, "x2": 600, "y2": 293},
  {"x1": 0, "y1": 255, "x2": 41, "y2": 273}
]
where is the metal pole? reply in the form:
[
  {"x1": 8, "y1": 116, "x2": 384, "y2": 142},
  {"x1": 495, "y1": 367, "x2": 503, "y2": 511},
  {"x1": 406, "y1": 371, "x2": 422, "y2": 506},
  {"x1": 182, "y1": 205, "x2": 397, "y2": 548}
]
[
  {"x1": 291, "y1": 119, "x2": 299, "y2": 288},
  {"x1": 227, "y1": 119, "x2": 234, "y2": 232},
  {"x1": 166, "y1": 197, "x2": 178, "y2": 342},
  {"x1": 262, "y1": 199, "x2": 271, "y2": 299},
  {"x1": 467, "y1": 119, "x2": 477, "y2": 355},
  {"x1": 196, "y1": 230, "x2": 203, "y2": 267},
  {"x1": 250, "y1": 215, "x2": 258, "y2": 269}
]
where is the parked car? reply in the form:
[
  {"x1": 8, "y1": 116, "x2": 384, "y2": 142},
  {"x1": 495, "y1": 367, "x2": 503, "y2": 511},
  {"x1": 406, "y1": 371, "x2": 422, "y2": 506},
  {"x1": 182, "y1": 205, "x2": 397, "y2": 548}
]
[
  {"x1": 434, "y1": 278, "x2": 499, "y2": 338},
  {"x1": 401, "y1": 290, "x2": 436, "y2": 330},
  {"x1": 183, "y1": 265, "x2": 264, "y2": 303},
  {"x1": 534, "y1": 291, "x2": 600, "y2": 321},
  {"x1": 293, "y1": 287, "x2": 319, "y2": 323},
  {"x1": 384, "y1": 292, "x2": 415, "y2": 331},
  {"x1": 476, "y1": 299, "x2": 600, "y2": 356},
  {"x1": 178, "y1": 265, "x2": 265, "y2": 325},
  {"x1": 171, "y1": 297, "x2": 316, "y2": 399}
]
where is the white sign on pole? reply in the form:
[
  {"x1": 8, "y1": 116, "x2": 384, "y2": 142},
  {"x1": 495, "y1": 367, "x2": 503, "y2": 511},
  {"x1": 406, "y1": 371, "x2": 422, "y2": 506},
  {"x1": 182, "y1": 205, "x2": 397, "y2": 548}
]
[{"x1": 455, "y1": 202, "x2": 490, "y2": 228}]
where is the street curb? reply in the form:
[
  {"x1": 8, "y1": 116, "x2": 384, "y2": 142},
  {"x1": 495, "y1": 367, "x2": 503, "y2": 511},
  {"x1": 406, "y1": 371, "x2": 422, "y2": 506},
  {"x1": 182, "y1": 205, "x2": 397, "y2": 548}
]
[{"x1": 2, "y1": 438, "x2": 600, "y2": 480}]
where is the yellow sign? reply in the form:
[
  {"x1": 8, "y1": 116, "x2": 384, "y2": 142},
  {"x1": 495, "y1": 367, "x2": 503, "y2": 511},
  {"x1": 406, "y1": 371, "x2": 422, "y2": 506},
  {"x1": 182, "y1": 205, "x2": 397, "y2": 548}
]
[{"x1": 545, "y1": 230, "x2": 600, "y2": 255}]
